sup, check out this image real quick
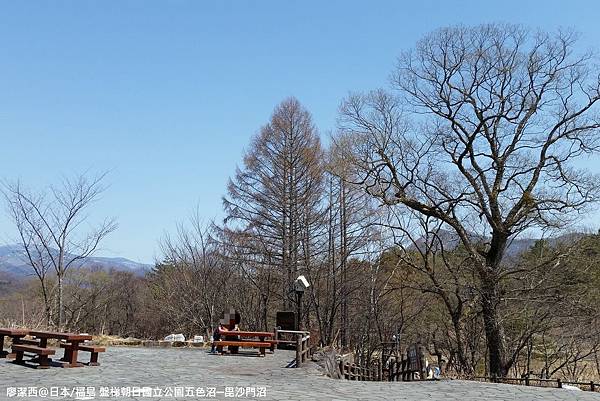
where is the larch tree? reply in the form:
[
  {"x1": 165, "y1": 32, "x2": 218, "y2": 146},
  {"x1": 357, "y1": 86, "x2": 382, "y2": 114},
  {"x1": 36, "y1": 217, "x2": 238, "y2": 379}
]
[{"x1": 223, "y1": 97, "x2": 324, "y2": 312}]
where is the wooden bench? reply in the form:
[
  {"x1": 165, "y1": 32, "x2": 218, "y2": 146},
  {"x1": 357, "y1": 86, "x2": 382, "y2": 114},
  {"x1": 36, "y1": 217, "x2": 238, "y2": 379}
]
[
  {"x1": 267, "y1": 339, "x2": 278, "y2": 352},
  {"x1": 215, "y1": 341, "x2": 270, "y2": 356},
  {"x1": 60, "y1": 343, "x2": 105, "y2": 366},
  {"x1": 29, "y1": 331, "x2": 93, "y2": 368},
  {"x1": 0, "y1": 328, "x2": 29, "y2": 358},
  {"x1": 11, "y1": 344, "x2": 55, "y2": 369}
]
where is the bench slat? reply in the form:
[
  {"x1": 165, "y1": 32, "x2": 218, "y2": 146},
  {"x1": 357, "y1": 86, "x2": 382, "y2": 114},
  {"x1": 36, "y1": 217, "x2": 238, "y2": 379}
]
[
  {"x1": 59, "y1": 343, "x2": 105, "y2": 352},
  {"x1": 215, "y1": 341, "x2": 270, "y2": 347},
  {"x1": 11, "y1": 344, "x2": 55, "y2": 355},
  {"x1": 15, "y1": 339, "x2": 41, "y2": 346},
  {"x1": 79, "y1": 345, "x2": 105, "y2": 352}
]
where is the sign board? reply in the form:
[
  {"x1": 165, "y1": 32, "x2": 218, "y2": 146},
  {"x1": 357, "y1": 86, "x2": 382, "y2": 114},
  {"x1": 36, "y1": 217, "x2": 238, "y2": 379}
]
[
  {"x1": 407, "y1": 344, "x2": 422, "y2": 372},
  {"x1": 276, "y1": 311, "x2": 296, "y2": 330}
]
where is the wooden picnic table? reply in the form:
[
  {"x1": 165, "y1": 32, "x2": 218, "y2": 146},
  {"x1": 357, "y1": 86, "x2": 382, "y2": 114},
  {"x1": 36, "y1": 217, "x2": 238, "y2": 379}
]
[
  {"x1": 0, "y1": 328, "x2": 30, "y2": 358},
  {"x1": 28, "y1": 330, "x2": 92, "y2": 368}
]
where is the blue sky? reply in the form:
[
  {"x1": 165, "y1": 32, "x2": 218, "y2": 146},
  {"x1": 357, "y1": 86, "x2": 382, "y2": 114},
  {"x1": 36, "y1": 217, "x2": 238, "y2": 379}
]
[{"x1": 1, "y1": 0, "x2": 599, "y2": 263}]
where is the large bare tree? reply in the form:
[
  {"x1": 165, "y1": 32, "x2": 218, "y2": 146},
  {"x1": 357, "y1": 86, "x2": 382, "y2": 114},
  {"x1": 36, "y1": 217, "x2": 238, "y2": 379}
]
[
  {"x1": 2, "y1": 172, "x2": 117, "y2": 328},
  {"x1": 339, "y1": 24, "x2": 600, "y2": 377}
]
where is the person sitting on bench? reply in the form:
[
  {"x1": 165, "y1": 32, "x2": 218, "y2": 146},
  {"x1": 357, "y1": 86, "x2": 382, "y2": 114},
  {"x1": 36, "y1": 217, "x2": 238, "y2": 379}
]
[{"x1": 211, "y1": 323, "x2": 227, "y2": 353}]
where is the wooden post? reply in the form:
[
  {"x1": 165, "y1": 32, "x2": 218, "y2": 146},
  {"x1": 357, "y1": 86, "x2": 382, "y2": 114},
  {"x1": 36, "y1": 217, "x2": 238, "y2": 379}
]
[
  {"x1": 557, "y1": 378, "x2": 562, "y2": 389},
  {"x1": 418, "y1": 344, "x2": 427, "y2": 381},
  {"x1": 295, "y1": 335, "x2": 302, "y2": 368},
  {"x1": 378, "y1": 360, "x2": 383, "y2": 381},
  {"x1": 302, "y1": 336, "x2": 306, "y2": 362},
  {"x1": 590, "y1": 381, "x2": 595, "y2": 392},
  {"x1": 525, "y1": 375, "x2": 529, "y2": 386}
]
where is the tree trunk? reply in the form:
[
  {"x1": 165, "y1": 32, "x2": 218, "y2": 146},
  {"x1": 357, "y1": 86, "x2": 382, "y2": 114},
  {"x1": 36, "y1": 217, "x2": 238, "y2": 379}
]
[
  {"x1": 480, "y1": 270, "x2": 507, "y2": 377},
  {"x1": 451, "y1": 315, "x2": 472, "y2": 374},
  {"x1": 261, "y1": 293, "x2": 269, "y2": 332},
  {"x1": 340, "y1": 178, "x2": 348, "y2": 349},
  {"x1": 58, "y1": 274, "x2": 64, "y2": 329}
]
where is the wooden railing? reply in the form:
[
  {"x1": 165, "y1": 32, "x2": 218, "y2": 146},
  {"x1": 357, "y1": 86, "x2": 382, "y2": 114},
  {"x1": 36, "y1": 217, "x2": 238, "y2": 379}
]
[
  {"x1": 339, "y1": 361, "x2": 383, "y2": 381},
  {"x1": 275, "y1": 330, "x2": 312, "y2": 368},
  {"x1": 473, "y1": 376, "x2": 599, "y2": 392},
  {"x1": 295, "y1": 332, "x2": 311, "y2": 367},
  {"x1": 337, "y1": 343, "x2": 426, "y2": 382},
  {"x1": 385, "y1": 353, "x2": 424, "y2": 381},
  {"x1": 338, "y1": 358, "x2": 424, "y2": 381}
]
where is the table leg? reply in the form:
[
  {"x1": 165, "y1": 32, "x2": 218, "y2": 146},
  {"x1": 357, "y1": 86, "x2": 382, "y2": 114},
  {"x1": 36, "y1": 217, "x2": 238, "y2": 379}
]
[
  {"x1": 63, "y1": 341, "x2": 82, "y2": 368},
  {"x1": 38, "y1": 354, "x2": 51, "y2": 369},
  {"x1": 61, "y1": 345, "x2": 72, "y2": 362},
  {"x1": 6, "y1": 336, "x2": 25, "y2": 360},
  {"x1": 0, "y1": 335, "x2": 5, "y2": 358}
]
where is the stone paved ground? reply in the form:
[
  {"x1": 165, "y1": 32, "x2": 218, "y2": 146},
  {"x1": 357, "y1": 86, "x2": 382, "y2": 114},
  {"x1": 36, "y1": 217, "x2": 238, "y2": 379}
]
[{"x1": 1, "y1": 347, "x2": 600, "y2": 400}]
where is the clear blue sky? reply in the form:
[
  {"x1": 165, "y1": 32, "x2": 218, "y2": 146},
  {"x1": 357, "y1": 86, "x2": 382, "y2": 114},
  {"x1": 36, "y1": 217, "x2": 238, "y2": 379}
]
[{"x1": 1, "y1": 0, "x2": 599, "y2": 263}]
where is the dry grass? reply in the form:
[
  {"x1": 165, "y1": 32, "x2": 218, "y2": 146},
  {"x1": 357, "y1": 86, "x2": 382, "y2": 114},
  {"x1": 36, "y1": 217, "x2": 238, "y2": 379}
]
[{"x1": 89, "y1": 335, "x2": 209, "y2": 348}]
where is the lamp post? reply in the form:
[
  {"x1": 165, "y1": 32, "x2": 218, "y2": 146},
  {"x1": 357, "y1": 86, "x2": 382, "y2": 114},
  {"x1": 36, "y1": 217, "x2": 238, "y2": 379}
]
[{"x1": 294, "y1": 275, "x2": 310, "y2": 331}]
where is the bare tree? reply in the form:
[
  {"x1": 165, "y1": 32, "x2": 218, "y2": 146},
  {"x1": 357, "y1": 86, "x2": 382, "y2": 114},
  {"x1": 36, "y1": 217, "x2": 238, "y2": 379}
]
[
  {"x1": 2, "y1": 172, "x2": 117, "y2": 329},
  {"x1": 339, "y1": 24, "x2": 600, "y2": 376},
  {"x1": 313, "y1": 138, "x2": 379, "y2": 347},
  {"x1": 157, "y1": 211, "x2": 230, "y2": 337},
  {"x1": 223, "y1": 97, "x2": 324, "y2": 311}
]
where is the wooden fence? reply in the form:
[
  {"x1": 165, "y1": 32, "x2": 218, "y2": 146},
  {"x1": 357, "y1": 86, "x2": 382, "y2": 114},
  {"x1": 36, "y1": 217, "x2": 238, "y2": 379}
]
[
  {"x1": 473, "y1": 376, "x2": 599, "y2": 392},
  {"x1": 338, "y1": 354, "x2": 424, "y2": 382},
  {"x1": 339, "y1": 361, "x2": 383, "y2": 381}
]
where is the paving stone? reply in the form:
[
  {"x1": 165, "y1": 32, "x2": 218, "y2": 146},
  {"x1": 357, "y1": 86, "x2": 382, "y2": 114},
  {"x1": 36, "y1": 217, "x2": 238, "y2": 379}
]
[{"x1": 1, "y1": 347, "x2": 599, "y2": 400}]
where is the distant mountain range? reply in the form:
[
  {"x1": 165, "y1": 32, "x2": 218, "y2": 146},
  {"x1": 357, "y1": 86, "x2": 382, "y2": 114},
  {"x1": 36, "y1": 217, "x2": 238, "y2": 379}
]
[
  {"x1": 412, "y1": 230, "x2": 583, "y2": 260},
  {"x1": 0, "y1": 244, "x2": 152, "y2": 278}
]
